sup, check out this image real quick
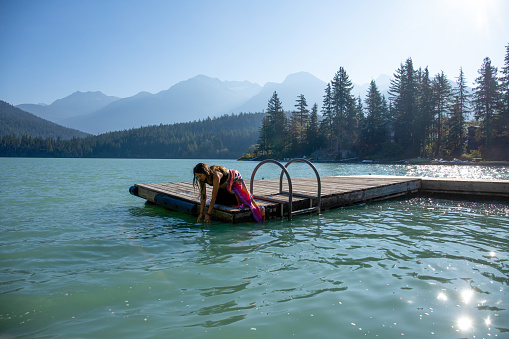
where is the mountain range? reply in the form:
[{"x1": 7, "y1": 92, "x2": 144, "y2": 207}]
[{"x1": 16, "y1": 72, "x2": 392, "y2": 135}]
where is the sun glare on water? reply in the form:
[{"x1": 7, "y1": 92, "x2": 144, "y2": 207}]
[
  {"x1": 457, "y1": 316, "x2": 473, "y2": 331},
  {"x1": 437, "y1": 291, "x2": 448, "y2": 301},
  {"x1": 460, "y1": 289, "x2": 474, "y2": 304},
  {"x1": 436, "y1": 287, "x2": 497, "y2": 333}
]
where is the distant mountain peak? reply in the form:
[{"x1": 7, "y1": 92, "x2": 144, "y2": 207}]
[
  {"x1": 133, "y1": 91, "x2": 153, "y2": 97},
  {"x1": 284, "y1": 71, "x2": 319, "y2": 80},
  {"x1": 193, "y1": 74, "x2": 218, "y2": 80},
  {"x1": 51, "y1": 90, "x2": 118, "y2": 106}
]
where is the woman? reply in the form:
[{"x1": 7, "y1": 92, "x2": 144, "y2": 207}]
[{"x1": 193, "y1": 163, "x2": 264, "y2": 223}]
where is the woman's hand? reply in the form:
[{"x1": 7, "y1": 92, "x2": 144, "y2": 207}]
[{"x1": 197, "y1": 213, "x2": 211, "y2": 222}]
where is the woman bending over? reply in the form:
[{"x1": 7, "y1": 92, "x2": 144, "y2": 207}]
[{"x1": 193, "y1": 163, "x2": 264, "y2": 223}]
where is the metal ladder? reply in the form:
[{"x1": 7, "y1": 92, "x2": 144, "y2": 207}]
[{"x1": 249, "y1": 158, "x2": 322, "y2": 220}]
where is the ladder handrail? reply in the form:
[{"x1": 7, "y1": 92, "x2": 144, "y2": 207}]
[
  {"x1": 250, "y1": 159, "x2": 293, "y2": 220},
  {"x1": 279, "y1": 158, "x2": 321, "y2": 214}
]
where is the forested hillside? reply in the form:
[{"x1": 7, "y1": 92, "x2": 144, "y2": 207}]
[
  {"x1": 0, "y1": 113, "x2": 264, "y2": 158},
  {"x1": 0, "y1": 100, "x2": 89, "y2": 139}
]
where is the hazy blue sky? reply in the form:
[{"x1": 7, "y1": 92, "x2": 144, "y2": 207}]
[{"x1": 1, "y1": 0, "x2": 507, "y2": 105}]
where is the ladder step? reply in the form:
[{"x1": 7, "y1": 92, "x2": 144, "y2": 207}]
[
  {"x1": 280, "y1": 191, "x2": 318, "y2": 199},
  {"x1": 253, "y1": 195, "x2": 288, "y2": 204},
  {"x1": 291, "y1": 207, "x2": 320, "y2": 216}
]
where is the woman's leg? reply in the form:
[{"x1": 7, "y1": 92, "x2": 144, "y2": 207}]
[{"x1": 231, "y1": 181, "x2": 264, "y2": 222}]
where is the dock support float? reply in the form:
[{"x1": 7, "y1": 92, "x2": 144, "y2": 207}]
[{"x1": 130, "y1": 185, "x2": 198, "y2": 215}]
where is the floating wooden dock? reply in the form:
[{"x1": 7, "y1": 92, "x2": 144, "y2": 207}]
[{"x1": 129, "y1": 174, "x2": 509, "y2": 223}]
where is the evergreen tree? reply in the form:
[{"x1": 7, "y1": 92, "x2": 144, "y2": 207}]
[
  {"x1": 362, "y1": 80, "x2": 388, "y2": 156},
  {"x1": 389, "y1": 58, "x2": 420, "y2": 157},
  {"x1": 498, "y1": 44, "x2": 509, "y2": 138},
  {"x1": 294, "y1": 94, "x2": 310, "y2": 130},
  {"x1": 491, "y1": 43, "x2": 509, "y2": 160},
  {"x1": 353, "y1": 96, "x2": 364, "y2": 153},
  {"x1": 331, "y1": 67, "x2": 356, "y2": 152},
  {"x1": 258, "y1": 115, "x2": 271, "y2": 155},
  {"x1": 431, "y1": 71, "x2": 452, "y2": 157},
  {"x1": 381, "y1": 96, "x2": 390, "y2": 124},
  {"x1": 446, "y1": 98, "x2": 464, "y2": 157},
  {"x1": 455, "y1": 68, "x2": 470, "y2": 141},
  {"x1": 265, "y1": 91, "x2": 288, "y2": 156},
  {"x1": 473, "y1": 57, "x2": 500, "y2": 158},
  {"x1": 306, "y1": 103, "x2": 321, "y2": 154},
  {"x1": 288, "y1": 114, "x2": 300, "y2": 155},
  {"x1": 416, "y1": 67, "x2": 434, "y2": 158},
  {"x1": 320, "y1": 82, "x2": 334, "y2": 149},
  {"x1": 290, "y1": 94, "x2": 309, "y2": 153}
]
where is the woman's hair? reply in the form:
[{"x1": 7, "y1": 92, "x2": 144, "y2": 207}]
[
  {"x1": 193, "y1": 163, "x2": 210, "y2": 189},
  {"x1": 193, "y1": 163, "x2": 228, "y2": 189}
]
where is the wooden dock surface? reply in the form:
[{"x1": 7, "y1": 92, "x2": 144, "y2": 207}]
[
  {"x1": 129, "y1": 175, "x2": 509, "y2": 223},
  {"x1": 134, "y1": 176, "x2": 423, "y2": 223}
]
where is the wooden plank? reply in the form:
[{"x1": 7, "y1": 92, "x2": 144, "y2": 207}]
[{"x1": 254, "y1": 176, "x2": 407, "y2": 197}]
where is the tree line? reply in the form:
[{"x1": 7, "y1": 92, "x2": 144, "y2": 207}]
[
  {"x1": 0, "y1": 113, "x2": 264, "y2": 158},
  {"x1": 254, "y1": 44, "x2": 509, "y2": 161}
]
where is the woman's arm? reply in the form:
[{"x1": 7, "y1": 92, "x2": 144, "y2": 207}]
[
  {"x1": 204, "y1": 171, "x2": 221, "y2": 222},
  {"x1": 197, "y1": 182, "x2": 207, "y2": 222}
]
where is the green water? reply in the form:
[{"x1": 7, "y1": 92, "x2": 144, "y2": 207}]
[{"x1": 1, "y1": 158, "x2": 508, "y2": 338}]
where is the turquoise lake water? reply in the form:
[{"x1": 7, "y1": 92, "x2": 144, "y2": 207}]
[{"x1": 1, "y1": 158, "x2": 508, "y2": 338}]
